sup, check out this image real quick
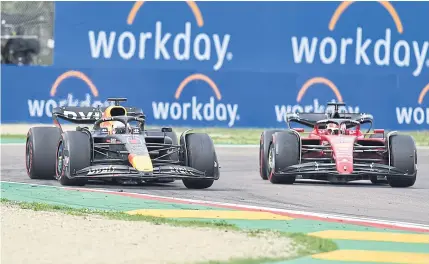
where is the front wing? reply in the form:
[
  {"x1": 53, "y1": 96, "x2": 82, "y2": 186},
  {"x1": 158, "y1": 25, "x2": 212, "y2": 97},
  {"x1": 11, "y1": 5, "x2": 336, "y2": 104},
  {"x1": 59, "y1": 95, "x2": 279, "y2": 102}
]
[
  {"x1": 276, "y1": 162, "x2": 416, "y2": 178},
  {"x1": 71, "y1": 164, "x2": 215, "y2": 180}
]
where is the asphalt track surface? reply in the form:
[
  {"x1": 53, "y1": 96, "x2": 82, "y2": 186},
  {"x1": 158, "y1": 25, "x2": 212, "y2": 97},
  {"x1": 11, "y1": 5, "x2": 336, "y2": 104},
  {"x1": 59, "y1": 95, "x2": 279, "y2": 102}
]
[{"x1": 1, "y1": 144, "x2": 428, "y2": 225}]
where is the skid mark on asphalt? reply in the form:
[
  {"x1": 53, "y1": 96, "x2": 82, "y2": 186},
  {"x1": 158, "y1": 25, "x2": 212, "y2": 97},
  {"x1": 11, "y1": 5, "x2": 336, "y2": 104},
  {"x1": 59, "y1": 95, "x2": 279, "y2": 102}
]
[
  {"x1": 309, "y1": 230, "x2": 429, "y2": 243},
  {"x1": 312, "y1": 250, "x2": 429, "y2": 264},
  {"x1": 126, "y1": 209, "x2": 294, "y2": 220}
]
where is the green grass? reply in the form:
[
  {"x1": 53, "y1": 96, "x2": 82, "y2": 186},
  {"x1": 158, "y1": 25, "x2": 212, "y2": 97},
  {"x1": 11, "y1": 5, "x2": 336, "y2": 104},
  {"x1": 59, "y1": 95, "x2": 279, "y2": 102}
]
[
  {"x1": 1, "y1": 198, "x2": 338, "y2": 264},
  {"x1": 1, "y1": 127, "x2": 428, "y2": 145},
  {"x1": 0, "y1": 198, "x2": 238, "y2": 230},
  {"x1": 194, "y1": 232, "x2": 337, "y2": 264}
]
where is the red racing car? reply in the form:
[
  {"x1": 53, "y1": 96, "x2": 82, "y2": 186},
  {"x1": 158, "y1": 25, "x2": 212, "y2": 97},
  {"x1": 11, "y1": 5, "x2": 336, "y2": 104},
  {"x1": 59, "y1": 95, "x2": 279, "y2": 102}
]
[{"x1": 259, "y1": 102, "x2": 417, "y2": 188}]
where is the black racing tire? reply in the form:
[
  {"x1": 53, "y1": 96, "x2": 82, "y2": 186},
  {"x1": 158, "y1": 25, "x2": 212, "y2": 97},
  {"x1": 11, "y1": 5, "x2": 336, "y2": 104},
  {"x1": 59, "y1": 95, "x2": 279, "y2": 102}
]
[
  {"x1": 259, "y1": 130, "x2": 283, "y2": 180},
  {"x1": 268, "y1": 131, "x2": 300, "y2": 184},
  {"x1": 25, "y1": 127, "x2": 61, "y2": 179},
  {"x1": 387, "y1": 134, "x2": 417, "y2": 188},
  {"x1": 55, "y1": 131, "x2": 90, "y2": 186},
  {"x1": 182, "y1": 133, "x2": 218, "y2": 189}
]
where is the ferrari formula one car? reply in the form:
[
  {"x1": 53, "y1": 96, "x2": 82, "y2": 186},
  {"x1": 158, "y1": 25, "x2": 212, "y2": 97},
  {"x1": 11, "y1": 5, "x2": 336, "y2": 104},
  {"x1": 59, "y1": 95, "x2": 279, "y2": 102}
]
[
  {"x1": 25, "y1": 98, "x2": 220, "y2": 189},
  {"x1": 259, "y1": 102, "x2": 417, "y2": 188}
]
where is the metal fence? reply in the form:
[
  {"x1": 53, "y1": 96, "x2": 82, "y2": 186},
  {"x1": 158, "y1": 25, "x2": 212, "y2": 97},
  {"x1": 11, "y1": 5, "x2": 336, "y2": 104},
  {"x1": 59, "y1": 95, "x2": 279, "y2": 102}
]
[{"x1": 1, "y1": 1, "x2": 55, "y2": 65}]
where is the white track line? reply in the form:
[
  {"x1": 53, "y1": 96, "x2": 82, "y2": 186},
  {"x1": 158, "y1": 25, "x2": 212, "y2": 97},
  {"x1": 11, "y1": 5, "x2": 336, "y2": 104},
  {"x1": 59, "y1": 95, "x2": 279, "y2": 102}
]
[{"x1": 2, "y1": 180, "x2": 429, "y2": 231}]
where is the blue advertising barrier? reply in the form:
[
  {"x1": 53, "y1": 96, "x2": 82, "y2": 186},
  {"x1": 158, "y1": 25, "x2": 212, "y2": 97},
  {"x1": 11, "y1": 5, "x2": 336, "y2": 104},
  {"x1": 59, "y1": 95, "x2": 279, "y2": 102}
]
[{"x1": 2, "y1": 1, "x2": 428, "y2": 130}]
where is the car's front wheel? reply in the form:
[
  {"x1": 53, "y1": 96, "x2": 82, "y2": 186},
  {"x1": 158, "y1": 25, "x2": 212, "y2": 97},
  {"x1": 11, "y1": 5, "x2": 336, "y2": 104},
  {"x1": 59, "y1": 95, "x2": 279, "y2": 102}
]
[
  {"x1": 182, "y1": 133, "x2": 219, "y2": 189},
  {"x1": 268, "y1": 131, "x2": 300, "y2": 184},
  {"x1": 387, "y1": 134, "x2": 417, "y2": 188}
]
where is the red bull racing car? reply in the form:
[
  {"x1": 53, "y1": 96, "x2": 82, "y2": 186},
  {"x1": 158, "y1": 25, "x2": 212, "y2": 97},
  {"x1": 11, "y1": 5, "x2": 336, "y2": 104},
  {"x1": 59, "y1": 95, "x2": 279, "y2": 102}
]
[
  {"x1": 25, "y1": 98, "x2": 219, "y2": 189},
  {"x1": 259, "y1": 102, "x2": 417, "y2": 188}
]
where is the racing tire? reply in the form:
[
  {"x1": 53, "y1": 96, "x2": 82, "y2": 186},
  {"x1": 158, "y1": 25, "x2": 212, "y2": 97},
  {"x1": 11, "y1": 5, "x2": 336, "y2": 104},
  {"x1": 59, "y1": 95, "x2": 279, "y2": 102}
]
[
  {"x1": 25, "y1": 127, "x2": 61, "y2": 179},
  {"x1": 387, "y1": 134, "x2": 417, "y2": 188},
  {"x1": 268, "y1": 131, "x2": 300, "y2": 184},
  {"x1": 55, "y1": 131, "x2": 90, "y2": 186},
  {"x1": 182, "y1": 133, "x2": 218, "y2": 189},
  {"x1": 259, "y1": 130, "x2": 283, "y2": 180}
]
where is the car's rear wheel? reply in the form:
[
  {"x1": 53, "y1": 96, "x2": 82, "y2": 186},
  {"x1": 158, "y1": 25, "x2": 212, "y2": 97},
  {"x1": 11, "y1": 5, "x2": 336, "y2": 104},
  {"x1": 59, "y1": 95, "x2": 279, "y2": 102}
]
[
  {"x1": 182, "y1": 133, "x2": 219, "y2": 189},
  {"x1": 25, "y1": 127, "x2": 61, "y2": 179},
  {"x1": 259, "y1": 130, "x2": 283, "y2": 180},
  {"x1": 387, "y1": 134, "x2": 417, "y2": 188},
  {"x1": 268, "y1": 131, "x2": 300, "y2": 184},
  {"x1": 56, "y1": 131, "x2": 90, "y2": 186}
]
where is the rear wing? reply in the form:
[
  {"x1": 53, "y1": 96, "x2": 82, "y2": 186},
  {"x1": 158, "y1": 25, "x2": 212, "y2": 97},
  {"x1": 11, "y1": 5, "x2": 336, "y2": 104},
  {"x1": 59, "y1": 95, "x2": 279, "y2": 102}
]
[
  {"x1": 52, "y1": 107, "x2": 102, "y2": 124},
  {"x1": 285, "y1": 113, "x2": 329, "y2": 128},
  {"x1": 286, "y1": 112, "x2": 374, "y2": 129},
  {"x1": 52, "y1": 106, "x2": 146, "y2": 125}
]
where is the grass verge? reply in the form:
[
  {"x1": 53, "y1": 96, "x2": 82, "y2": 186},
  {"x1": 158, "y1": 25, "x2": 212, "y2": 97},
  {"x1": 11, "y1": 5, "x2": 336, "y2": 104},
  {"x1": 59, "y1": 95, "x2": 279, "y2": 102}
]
[
  {"x1": 1, "y1": 127, "x2": 428, "y2": 146},
  {"x1": 1, "y1": 198, "x2": 337, "y2": 264}
]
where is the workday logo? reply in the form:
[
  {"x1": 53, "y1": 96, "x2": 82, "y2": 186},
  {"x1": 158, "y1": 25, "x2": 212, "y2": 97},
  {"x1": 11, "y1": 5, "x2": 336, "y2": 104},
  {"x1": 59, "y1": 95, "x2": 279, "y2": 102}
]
[
  {"x1": 396, "y1": 83, "x2": 429, "y2": 126},
  {"x1": 291, "y1": 1, "x2": 429, "y2": 77},
  {"x1": 28, "y1": 70, "x2": 111, "y2": 118},
  {"x1": 152, "y1": 74, "x2": 239, "y2": 127},
  {"x1": 89, "y1": 1, "x2": 233, "y2": 71},
  {"x1": 274, "y1": 77, "x2": 360, "y2": 123}
]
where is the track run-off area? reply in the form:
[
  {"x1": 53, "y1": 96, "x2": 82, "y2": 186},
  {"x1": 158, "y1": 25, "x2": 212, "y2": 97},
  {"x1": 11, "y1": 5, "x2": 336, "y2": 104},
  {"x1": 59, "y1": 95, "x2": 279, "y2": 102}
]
[{"x1": 1, "y1": 143, "x2": 429, "y2": 263}]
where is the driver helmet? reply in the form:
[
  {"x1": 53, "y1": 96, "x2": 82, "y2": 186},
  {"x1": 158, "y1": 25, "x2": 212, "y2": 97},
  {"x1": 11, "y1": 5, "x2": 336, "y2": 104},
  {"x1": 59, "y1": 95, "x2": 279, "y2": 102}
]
[{"x1": 327, "y1": 123, "x2": 340, "y2": 135}]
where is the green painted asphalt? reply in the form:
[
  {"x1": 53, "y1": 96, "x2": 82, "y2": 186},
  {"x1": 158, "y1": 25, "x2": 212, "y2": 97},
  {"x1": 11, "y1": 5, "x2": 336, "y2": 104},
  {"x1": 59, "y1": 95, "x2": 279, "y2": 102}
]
[
  {"x1": 0, "y1": 182, "x2": 225, "y2": 211},
  {"x1": 1, "y1": 182, "x2": 428, "y2": 264},
  {"x1": 0, "y1": 137, "x2": 24, "y2": 144}
]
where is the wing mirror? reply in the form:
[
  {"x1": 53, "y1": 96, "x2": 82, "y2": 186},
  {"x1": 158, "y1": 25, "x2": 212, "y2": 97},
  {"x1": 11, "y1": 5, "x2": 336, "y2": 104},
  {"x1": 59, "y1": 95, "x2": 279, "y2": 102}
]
[{"x1": 162, "y1": 127, "x2": 173, "y2": 133}]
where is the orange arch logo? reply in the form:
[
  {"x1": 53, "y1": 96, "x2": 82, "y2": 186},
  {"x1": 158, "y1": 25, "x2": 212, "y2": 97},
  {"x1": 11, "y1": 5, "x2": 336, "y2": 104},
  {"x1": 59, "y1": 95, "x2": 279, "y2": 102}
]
[
  {"x1": 418, "y1": 83, "x2": 429, "y2": 105},
  {"x1": 329, "y1": 1, "x2": 403, "y2": 34},
  {"x1": 50, "y1": 70, "x2": 99, "y2": 97},
  {"x1": 297, "y1": 77, "x2": 343, "y2": 103},
  {"x1": 127, "y1": 1, "x2": 204, "y2": 27},
  {"x1": 175, "y1": 74, "x2": 221, "y2": 100}
]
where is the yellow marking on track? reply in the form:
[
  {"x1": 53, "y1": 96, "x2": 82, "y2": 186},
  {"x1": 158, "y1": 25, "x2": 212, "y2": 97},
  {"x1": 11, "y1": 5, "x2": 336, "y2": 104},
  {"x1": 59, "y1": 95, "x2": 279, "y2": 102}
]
[
  {"x1": 126, "y1": 209, "x2": 293, "y2": 220},
  {"x1": 312, "y1": 250, "x2": 429, "y2": 264},
  {"x1": 309, "y1": 230, "x2": 429, "y2": 243}
]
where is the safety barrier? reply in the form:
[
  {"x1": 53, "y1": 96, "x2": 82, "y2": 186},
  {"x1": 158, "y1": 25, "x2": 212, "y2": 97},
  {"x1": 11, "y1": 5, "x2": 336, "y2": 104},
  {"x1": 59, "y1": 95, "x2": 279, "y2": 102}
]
[{"x1": 2, "y1": 1, "x2": 428, "y2": 130}]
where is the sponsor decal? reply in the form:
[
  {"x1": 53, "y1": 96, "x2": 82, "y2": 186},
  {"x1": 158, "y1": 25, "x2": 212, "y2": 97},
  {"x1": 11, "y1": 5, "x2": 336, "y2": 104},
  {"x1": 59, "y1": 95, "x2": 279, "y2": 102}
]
[
  {"x1": 126, "y1": 136, "x2": 143, "y2": 144},
  {"x1": 63, "y1": 110, "x2": 102, "y2": 120},
  {"x1": 152, "y1": 73, "x2": 239, "y2": 127},
  {"x1": 132, "y1": 127, "x2": 141, "y2": 134},
  {"x1": 291, "y1": 1, "x2": 429, "y2": 77},
  {"x1": 165, "y1": 166, "x2": 197, "y2": 176},
  {"x1": 88, "y1": 165, "x2": 116, "y2": 175},
  {"x1": 88, "y1": 1, "x2": 233, "y2": 71},
  {"x1": 396, "y1": 83, "x2": 429, "y2": 126},
  {"x1": 275, "y1": 77, "x2": 360, "y2": 122},
  {"x1": 28, "y1": 70, "x2": 111, "y2": 118}
]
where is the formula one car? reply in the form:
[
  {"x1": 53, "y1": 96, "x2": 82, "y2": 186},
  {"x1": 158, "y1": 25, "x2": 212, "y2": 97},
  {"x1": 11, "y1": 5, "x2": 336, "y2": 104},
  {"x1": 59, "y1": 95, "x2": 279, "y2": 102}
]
[
  {"x1": 259, "y1": 102, "x2": 417, "y2": 188},
  {"x1": 25, "y1": 98, "x2": 220, "y2": 189}
]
